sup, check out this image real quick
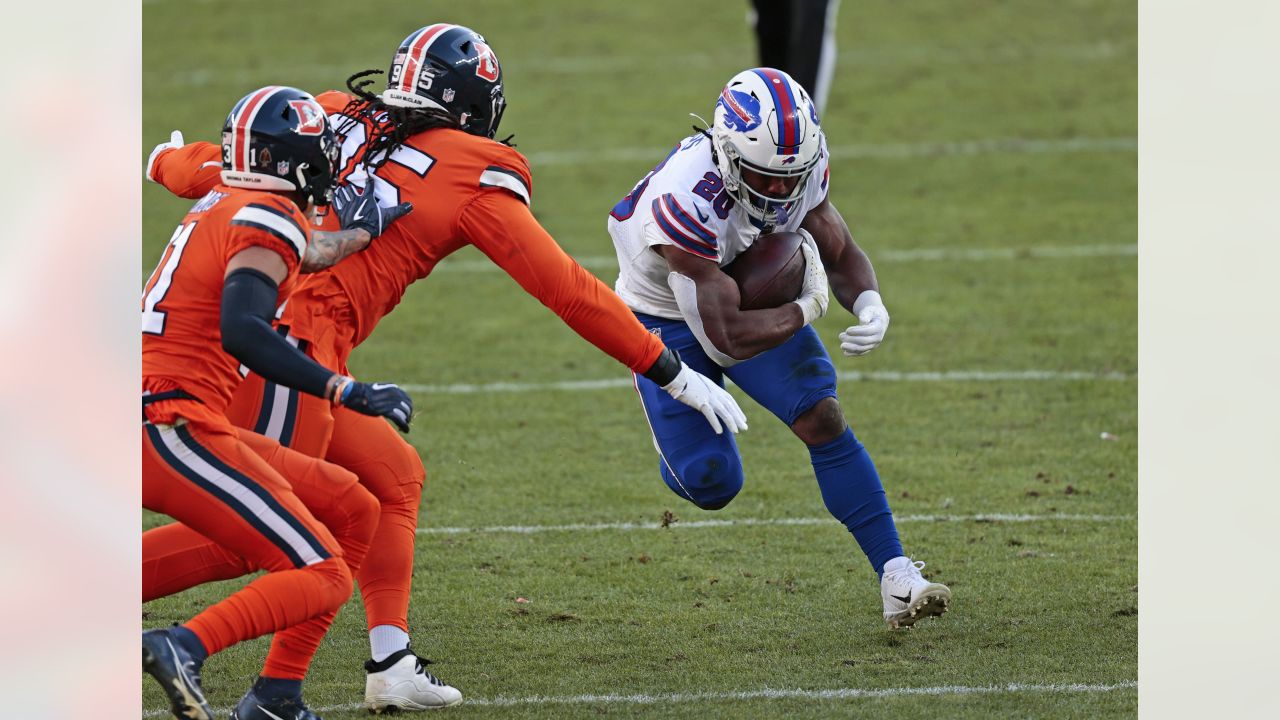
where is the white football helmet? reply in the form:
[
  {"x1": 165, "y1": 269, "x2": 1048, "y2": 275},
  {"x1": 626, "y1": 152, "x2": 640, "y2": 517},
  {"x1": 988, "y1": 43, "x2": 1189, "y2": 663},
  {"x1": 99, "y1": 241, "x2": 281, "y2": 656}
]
[{"x1": 710, "y1": 68, "x2": 823, "y2": 223}]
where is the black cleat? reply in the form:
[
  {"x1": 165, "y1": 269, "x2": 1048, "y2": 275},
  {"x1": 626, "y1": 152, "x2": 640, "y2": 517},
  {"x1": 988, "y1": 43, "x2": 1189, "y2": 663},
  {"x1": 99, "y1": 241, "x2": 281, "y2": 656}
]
[
  {"x1": 230, "y1": 687, "x2": 323, "y2": 720},
  {"x1": 142, "y1": 628, "x2": 213, "y2": 720}
]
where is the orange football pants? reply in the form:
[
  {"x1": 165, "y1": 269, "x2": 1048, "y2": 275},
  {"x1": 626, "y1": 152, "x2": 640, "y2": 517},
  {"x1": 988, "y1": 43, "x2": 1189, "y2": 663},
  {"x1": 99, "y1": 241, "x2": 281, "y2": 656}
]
[
  {"x1": 146, "y1": 334, "x2": 425, "y2": 636},
  {"x1": 142, "y1": 402, "x2": 378, "y2": 678}
]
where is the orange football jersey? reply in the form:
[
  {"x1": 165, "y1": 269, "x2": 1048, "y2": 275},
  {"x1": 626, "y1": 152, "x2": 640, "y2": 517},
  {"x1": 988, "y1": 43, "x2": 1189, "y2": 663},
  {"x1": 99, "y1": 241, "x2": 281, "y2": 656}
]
[
  {"x1": 148, "y1": 91, "x2": 664, "y2": 375},
  {"x1": 142, "y1": 187, "x2": 310, "y2": 418}
]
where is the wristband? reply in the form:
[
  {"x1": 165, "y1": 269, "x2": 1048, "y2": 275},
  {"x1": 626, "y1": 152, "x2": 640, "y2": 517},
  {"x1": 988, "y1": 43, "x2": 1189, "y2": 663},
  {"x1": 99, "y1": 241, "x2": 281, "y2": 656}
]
[
  {"x1": 326, "y1": 375, "x2": 354, "y2": 405},
  {"x1": 641, "y1": 347, "x2": 682, "y2": 387},
  {"x1": 851, "y1": 290, "x2": 884, "y2": 315}
]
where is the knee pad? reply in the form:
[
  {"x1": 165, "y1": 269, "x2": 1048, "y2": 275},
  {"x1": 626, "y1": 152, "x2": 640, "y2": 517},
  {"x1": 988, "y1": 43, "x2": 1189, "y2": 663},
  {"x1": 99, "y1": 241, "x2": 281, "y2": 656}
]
[
  {"x1": 662, "y1": 448, "x2": 743, "y2": 510},
  {"x1": 336, "y1": 481, "x2": 381, "y2": 546},
  {"x1": 310, "y1": 556, "x2": 355, "y2": 610},
  {"x1": 353, "y1": 442, "x2": 425, "y2": 512}
]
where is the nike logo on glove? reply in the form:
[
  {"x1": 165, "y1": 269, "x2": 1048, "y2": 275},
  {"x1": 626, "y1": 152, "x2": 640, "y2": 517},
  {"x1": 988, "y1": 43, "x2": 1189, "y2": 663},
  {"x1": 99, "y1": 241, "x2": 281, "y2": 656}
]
[{"x1": 352, "y1": 205, "x2": 368, "y2": 222}]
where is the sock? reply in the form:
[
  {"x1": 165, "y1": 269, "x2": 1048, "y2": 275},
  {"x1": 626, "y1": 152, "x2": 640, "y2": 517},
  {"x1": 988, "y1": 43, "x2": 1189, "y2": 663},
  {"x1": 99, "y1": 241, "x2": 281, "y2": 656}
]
[
  {"x1": 170, "y1": 624, "x2": 209, "y2": 664},
  {"x1": 807, "y1": 428, "x2": 904, "y2": 576},
  {"x1": 370, "y1": 624, "x2": 411, "y2": 662},
  {"x1": 252, "y1": 676, "x2": 303, "y2": 702}
]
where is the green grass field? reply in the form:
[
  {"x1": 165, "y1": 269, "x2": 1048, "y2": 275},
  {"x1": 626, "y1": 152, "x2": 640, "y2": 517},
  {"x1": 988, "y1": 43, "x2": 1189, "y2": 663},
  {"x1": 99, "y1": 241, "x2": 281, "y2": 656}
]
[{"x1": 142, "y1": 0, "x2": 1136, "y2": 717}]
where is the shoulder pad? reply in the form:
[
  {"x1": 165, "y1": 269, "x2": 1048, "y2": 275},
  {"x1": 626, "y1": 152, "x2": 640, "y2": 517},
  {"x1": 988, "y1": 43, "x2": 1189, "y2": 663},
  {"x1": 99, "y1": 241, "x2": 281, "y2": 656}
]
[{"x1": 650, "y1": 192, "x2": 718, "y2": 260}]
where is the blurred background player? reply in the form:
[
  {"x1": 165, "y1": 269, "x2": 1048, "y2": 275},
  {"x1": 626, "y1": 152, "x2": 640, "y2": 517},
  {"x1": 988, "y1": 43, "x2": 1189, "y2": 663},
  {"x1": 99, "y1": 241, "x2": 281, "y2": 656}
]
[
  {"x1": 145, "y1": 24, "x2": 747, "y2": 713},
  {"x1": 749, "y1": 0, "x2": 840, "y2": 114},
  {"x1": 608, "y1": 68, "x2": 952, "y2": 628},
  {"x1": 141, "y1": 86, "x2": 418, "y2": 719}
]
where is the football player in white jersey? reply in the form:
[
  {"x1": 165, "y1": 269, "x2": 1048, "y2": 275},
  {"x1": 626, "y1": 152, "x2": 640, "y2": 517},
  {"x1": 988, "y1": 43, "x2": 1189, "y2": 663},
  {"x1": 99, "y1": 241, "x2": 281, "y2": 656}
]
[{"x1": 609, "y1": 68, "x2": 951, "y2": 628}]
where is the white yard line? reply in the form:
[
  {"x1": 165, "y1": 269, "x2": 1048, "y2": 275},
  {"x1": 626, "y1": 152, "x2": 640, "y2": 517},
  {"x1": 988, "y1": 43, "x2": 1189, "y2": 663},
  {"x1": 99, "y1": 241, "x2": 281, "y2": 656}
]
[
  {"x1": 417, "y1": 513, "x2": 1134, "y2": 536},
  {"x1": 144, "y1": 680, "x2": 1136, "y2": 716},
  {"x1": 399, "y1": 369, "x2": 1131, "y2": 396},
  {"x1": 524, "y1": 136, "x2": 1136, "y2": 167},
  {"x1": 434, "y1": 243, "x2": 1137, "y2": 273}
]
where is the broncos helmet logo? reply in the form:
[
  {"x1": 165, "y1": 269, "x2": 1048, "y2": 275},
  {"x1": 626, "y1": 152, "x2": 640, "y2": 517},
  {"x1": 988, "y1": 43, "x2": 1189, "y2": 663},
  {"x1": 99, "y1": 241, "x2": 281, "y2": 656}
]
[
  {"x1": 718, "y1": 87, "x2": 762, "y2": 132},
  {"x1": 288, "y1": 99, "x2": 326, "y2": 136}
]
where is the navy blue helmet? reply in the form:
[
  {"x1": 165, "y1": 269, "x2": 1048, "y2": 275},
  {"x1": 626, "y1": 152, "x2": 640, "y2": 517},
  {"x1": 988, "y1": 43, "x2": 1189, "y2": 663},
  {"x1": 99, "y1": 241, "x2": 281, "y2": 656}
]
[
  {"x1": 220, "y1": 86, "x2": 339, "y2": 206},
  {"x1": 381, "y1": 24, "x2": 507, "y2": 139}
]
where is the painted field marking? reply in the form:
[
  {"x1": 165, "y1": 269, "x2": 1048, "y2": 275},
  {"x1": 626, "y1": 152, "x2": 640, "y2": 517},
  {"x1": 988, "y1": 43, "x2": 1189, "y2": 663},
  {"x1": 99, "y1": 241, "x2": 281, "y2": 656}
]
[
  {"x1": 524, "y1": 136, "x2": 1136, "y2": 167},
  {"x1": 144, "y1": 680, "x2": 1137, "y2": 717},
  {"x1": 416, "y1": 513, "x2": 1134, "y2": 536},
  {"x1": 399, "y1": 369, "x2": 1131, "y2": 396},
  {"x1": 433, "y1": 242, "x2": 1137, "y2": 273}
]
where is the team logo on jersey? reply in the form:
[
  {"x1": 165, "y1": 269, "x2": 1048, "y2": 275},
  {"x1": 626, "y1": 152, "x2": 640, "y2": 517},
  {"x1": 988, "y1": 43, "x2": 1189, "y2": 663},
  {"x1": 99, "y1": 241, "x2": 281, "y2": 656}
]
[
  {"x1": 473, "y1": 40, "x2": 499, "y2": 81},
  {"x1": 718, "y1": 88, "x2": 762, "y2": 132},
  {"x1": 289, "y1": 99, "x2": 326, "y2": 136}
]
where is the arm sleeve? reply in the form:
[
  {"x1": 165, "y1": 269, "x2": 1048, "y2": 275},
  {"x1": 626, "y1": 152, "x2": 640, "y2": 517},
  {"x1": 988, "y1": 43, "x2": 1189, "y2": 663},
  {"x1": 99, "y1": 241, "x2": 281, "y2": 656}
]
[
  {"x1": 220, "y1": 268, "x2": 335, "y2": 399},
  {"x1": 150, "y1": 142, "x2": 223, "y2": 199},
  {"x1": 457, "y1": 189, "x2": 665, "y2": 374}
]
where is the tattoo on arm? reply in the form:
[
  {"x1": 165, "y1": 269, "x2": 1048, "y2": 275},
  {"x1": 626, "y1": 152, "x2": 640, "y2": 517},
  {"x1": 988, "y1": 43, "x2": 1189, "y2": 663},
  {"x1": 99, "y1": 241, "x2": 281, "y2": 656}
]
[{"x1": 301, "y1": 229, "x2": 372, "y2": 273}]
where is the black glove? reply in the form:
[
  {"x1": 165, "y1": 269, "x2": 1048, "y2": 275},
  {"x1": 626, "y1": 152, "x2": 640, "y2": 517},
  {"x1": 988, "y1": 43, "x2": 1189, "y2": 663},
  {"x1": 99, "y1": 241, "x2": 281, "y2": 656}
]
[
  {"x1": 338, "y1": 380, "x2": 414, "y2": 432},
  {"x1": 333, "y1": 184, "x2": 413, "y2": 238}
]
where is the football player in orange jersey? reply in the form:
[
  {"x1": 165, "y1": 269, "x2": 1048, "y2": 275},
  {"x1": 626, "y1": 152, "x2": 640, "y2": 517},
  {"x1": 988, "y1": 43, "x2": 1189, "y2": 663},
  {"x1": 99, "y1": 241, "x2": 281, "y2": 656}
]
[
  {"x1": 141, "y1": 86, "x2": 417, "y2": 720},
  {"x1": 144, "y1": 24, "x2": 747, "y2": 713}
]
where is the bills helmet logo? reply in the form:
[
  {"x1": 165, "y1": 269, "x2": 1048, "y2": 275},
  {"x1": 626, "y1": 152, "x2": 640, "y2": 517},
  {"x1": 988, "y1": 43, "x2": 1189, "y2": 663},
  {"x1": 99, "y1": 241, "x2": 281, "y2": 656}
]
[
  {"x1": 718, "y1": 87, "x2": 762, "y2": 132},
  {"x1": 289, "y1": 99, "x2": 326, "y2": 136},
  {"x1": 473, "y1": 40, "x2": 499, "y2": 82}
]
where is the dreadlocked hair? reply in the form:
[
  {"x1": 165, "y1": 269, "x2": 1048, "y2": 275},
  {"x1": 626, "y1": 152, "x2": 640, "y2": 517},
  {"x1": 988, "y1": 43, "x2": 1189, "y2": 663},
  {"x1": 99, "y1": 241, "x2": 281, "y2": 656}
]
[{"x1": 340, "y1": 69, "x2": 461, "y2": 171}]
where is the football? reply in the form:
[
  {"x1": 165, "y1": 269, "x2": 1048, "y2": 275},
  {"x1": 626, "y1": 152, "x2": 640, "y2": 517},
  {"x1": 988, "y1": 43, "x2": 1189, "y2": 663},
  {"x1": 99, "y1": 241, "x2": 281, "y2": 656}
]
[{"x1": 725, "y1": 231, "x2": 807, "y2": 310}]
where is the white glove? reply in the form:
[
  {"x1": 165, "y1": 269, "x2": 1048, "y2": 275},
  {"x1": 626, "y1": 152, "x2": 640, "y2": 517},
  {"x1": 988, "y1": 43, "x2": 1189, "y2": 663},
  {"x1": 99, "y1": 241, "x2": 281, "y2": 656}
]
[
  {"x1": 792, "y1": 229, "x2": 829, "y2": 326},
  {"x1": 839, "y1": 290, "x2": 890, "y2": 356},
  {"x1": 146, "y1": 130, "x2": 185, "y2": 183},
  {"x1": 662, "y1": 362, "x2": 748, "y2": 435}
]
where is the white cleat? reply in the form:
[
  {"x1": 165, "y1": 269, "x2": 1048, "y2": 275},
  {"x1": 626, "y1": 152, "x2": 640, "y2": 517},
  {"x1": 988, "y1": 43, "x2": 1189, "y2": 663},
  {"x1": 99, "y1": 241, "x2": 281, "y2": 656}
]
[
  {"x1": 881, "y1": 556, "x2": 952, "y2": 629},
  {"x1": 365, "y1": 648, "x2": 463, "y2": 713}
]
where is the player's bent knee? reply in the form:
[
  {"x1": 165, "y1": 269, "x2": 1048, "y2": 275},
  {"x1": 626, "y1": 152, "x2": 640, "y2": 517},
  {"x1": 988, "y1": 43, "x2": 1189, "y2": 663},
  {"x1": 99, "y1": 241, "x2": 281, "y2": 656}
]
[
  {"x1": 310, "y1": 556, "x2": 355, "y2": 609},
  {"x1": 341, "y1": 483, "x2": 381, "y2": 544},
  {"x1": 791, "y1": 397, "x2": 848, "y2": 446},
  {"x1": 673, "y1": 450, "x2": 743, "y2": 510},
  {"x1": 357, "y1": 442, "x2": 425, "y2": 512}
]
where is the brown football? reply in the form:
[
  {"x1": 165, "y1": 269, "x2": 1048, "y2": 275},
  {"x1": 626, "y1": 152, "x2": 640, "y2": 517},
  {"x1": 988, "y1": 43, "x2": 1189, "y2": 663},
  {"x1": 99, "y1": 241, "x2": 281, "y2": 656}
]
[{"x1": 724, "y1": 231, "x2": 806, "y2": 310}]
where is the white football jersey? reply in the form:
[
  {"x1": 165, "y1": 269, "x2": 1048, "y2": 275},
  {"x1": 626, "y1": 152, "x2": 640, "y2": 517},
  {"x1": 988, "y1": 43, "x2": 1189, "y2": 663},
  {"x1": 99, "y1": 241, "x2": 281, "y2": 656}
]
[{"x1": 608, "y1": 132, "x2": 830, "y2": 319}]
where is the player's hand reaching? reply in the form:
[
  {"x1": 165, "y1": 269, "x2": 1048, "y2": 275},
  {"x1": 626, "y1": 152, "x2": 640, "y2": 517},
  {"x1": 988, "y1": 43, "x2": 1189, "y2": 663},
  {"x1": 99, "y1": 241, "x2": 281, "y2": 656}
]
[
  {"x1": 793, "y1": 229, "x2": 829, "y2": 326},
  {"x1": 146, "y1": 130, "x2": 184, "y2": 182},
  {"x1": 839, "y1": 290, "x2": 890, "y2": 356},
  {"x1": 333, "y1": 184, "x2": 413, "y2": 238},
  {"x1": 333, "y1": 378, "x2": 415, "y2": 432},
  {"x1": 662, "y1": 363, "x2": 748, "y2": 435}
]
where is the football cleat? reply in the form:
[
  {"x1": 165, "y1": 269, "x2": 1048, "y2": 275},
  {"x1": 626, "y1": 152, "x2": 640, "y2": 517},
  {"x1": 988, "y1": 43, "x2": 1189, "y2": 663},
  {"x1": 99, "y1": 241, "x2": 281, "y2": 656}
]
[
  {"x1": 142, "y1": 628, "x2": 213, "y2": 720},
  {"x1": 881, "y1": 557, "x2": 952, "y2": 629},
  {"x1": 230, "y1": 688, "x2": 322, "y2": 720},
  {"x1": 365, "y1": 649, "x2": 463, "y2": 712}
]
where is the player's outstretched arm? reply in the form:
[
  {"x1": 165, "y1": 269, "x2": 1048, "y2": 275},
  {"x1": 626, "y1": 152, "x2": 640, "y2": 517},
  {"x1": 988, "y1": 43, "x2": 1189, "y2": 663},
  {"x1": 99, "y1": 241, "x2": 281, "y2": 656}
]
[
  {"x1": 801, "y1": 197, "x2": 890, "y2": 356},
  {"x1": 146, "y1": 136, "x2": 222, "y2": 199},
  {"x1": 658, "y1": 244, "x2": 815, "y2": 365},
  {"x1": 220, "y1": 246, "x2": 416, "y2": 431},
  {"x1": 300, "y1": 185, "x2": 414, "y2": 273},
  {"x1": 459, "y1": 191, "x2": 746, "y2": 433}
]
